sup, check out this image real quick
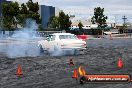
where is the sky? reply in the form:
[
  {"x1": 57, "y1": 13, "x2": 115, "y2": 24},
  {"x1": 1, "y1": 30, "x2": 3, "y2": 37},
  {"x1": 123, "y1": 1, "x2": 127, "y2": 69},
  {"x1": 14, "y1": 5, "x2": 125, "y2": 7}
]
[{"x1": 8, "y1": 0, "x2": 132, "y2": 23}]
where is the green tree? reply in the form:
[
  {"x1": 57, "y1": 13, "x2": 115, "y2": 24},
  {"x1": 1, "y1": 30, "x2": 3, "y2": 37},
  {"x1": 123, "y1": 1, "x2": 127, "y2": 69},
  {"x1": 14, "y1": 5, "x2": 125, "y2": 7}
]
[
  {"x1": 26, "y1": 0, "x2": 41, "y2": 24},
  {"x1": 18, "y1": 0, "x2": 41, "y2": 26},
  {"x1": 91, "y1": 7, "x2": 108, "y2": 29},
  {"x1": 65, "y1": 14, "x2": 72, "y2": 31},
  {"x1": 3, "y1": 16, "x2": 12, "y2": 30},
  {"x1": 58, "y1": 11, "x2": 71, "y2": 32},
  {"x1": 78, "y1": 22, "x2": 84, "y2": 34},
  {"x1": 18, "y1": 3, "x2": 29, "y2": 26},
  {"x1": 2, "y1": 2, "x2": 19, "y2": 30},
  {"x1": 48, "y1": 16, "x2": 59, "y2": 29},
  {"x1": 1, "y1": 0, "x2": 41, "y2": 30},
  {"x1": 37, "y1": 24, "x2": 43, "y2": 31},
  {"x1": 59, "y1": 11, "x2": 65, "y2": 29},
  {"x1": 0, "y1": 17, "x2": 3, "y2": 28},
  {"x1": 123, "y1": 23, "x2": 127, "y2": 33},
  {"x1": 78, "y1": 22, "x2": 83, "y2": 29}
]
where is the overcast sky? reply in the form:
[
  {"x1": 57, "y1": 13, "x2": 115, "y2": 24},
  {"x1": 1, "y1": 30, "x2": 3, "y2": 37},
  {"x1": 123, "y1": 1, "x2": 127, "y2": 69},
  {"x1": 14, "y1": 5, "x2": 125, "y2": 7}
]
[{"x1": 9, "y1": 0, "x2": 132, "y2": 23}]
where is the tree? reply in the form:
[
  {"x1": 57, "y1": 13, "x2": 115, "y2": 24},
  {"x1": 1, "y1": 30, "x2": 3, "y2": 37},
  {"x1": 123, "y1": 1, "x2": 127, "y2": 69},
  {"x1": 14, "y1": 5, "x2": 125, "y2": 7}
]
[
  {"x1": 18, "y1": 3, "x2": 29, "y2": 26},
  {"x1": 91, "y1": 7, "x2": 108, "y2": 29},
  {"x1": 26, "y1": 0, "x2": 41, "y2": 24},
  {"x1": 37, "y1": 24, "x2": 43, "y2": 31},
  {"x1": 58, "y1": 11, "x2": 72, "y2": 32},
  {"x1": 118, "y1": 23, "x2": 127, "y2": 34},
  {"x1": 3, "y1": 16, "x2": 12, "y2": 30},
  {"x1": 78, "y1": 22, "x2": 84, "y2": 34},
  {"x1": 58, "y1": 11, "x2": 65, "y2": 29},
  {"x1": 2, "y1": 2, "x2": 19, "y2": 30},
  {"x1": 65, "y1": 14, "x2": 72, "y2": 31},
  {"x1": 0, "y1": 17, "x2": 3, "y2": 29},
  {"x1": 18, "y1": 0, "x2": 41, "y2": 26},
  {"x1": 48, "y1": 16, "x2": 59, "y2": 29},
  {"x1": 78, "y1": 22, "x2": 83, "y2": 29},
  {"x1": 1, "y1": 0, "x2": 41, "y2": 30}
]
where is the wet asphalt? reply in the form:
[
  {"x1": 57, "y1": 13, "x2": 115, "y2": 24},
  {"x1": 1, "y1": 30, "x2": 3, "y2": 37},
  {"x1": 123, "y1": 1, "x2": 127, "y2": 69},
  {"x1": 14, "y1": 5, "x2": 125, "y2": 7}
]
[{"x1": 0, "y1": 38, "x2": 132, "y2": 88}]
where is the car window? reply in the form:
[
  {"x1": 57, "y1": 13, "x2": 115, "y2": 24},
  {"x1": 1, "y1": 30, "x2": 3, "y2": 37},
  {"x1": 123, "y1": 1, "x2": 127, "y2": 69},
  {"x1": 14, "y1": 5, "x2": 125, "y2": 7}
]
[
  {"x1": 51, "y1": 35, "x2": 55, "y2": 41},
  {"x1": 59, "y1": 35, "x2": 77, "y2": 39},
  {"x1": 46, "y1": 35, "x2": 55, "y2": 41}
]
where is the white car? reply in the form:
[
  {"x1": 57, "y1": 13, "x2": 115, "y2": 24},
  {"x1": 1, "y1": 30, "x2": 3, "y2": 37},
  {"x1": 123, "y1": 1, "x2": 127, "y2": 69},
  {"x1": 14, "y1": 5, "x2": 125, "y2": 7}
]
[{"x1": 38, "y1": 33, "x2": 87, "y2": 55}]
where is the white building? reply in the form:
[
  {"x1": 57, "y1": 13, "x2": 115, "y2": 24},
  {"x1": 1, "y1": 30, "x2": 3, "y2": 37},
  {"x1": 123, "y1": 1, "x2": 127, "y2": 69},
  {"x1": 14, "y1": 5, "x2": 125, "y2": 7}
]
[
  {"x1": 70, "y1": 18, "x2": 98, "y2": 29},
  {"x1": 55, "y1": 7, "x2": 61, "y2": 16}
]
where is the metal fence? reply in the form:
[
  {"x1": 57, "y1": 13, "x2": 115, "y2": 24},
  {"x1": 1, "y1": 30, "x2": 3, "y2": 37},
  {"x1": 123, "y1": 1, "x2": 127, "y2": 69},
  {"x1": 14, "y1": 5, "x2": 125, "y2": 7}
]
[
  {"x1": 36, "y1": 31, "x2": 62, "y2": 37},
  {"x1": 0, "y1": 31, "x2": 62, "y2": 38}
]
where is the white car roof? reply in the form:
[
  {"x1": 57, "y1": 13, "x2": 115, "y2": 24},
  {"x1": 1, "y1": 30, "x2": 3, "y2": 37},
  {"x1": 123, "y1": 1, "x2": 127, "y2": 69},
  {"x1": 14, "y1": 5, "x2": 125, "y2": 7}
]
[{"x1": 51, "y1": 33, "x2": 74, "y2": 35}]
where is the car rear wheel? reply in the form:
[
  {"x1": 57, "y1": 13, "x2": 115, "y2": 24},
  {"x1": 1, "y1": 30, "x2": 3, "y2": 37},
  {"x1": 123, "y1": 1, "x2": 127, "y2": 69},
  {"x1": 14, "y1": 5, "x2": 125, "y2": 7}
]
[{"x1": 74, "y1": 49, "x2": 80, "y2": 55}]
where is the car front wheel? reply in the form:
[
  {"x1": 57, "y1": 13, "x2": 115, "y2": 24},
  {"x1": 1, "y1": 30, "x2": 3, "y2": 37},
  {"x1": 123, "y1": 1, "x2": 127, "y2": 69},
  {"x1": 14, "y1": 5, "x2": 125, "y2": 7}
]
[
  {"x1": 74, "y1": 49, "x2": 80, "y2": 55},
  {"x1": 38, "y1": 45, "x2": 44, "y2": 53},
  {"x1": 50, "y1": 45, "x2": 62, "y2": 56}
]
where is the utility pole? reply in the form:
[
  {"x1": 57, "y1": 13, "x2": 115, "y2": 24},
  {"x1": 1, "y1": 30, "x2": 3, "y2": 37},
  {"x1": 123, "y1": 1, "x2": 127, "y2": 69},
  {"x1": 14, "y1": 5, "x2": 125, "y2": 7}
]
[
  {"x1": 122, "y1": 16, "x2": 127, "y2": 33},
  {"x1": 114, "y1": 15, "x2": 117, "y2": 28},
  {"x1": 122, "y1": 16, "x2": 127, "y2": 24}
]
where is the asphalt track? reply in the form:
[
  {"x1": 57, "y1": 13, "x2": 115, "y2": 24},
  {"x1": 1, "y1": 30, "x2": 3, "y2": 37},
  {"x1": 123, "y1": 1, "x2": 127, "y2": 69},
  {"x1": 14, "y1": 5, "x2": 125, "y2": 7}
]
[{"x1": 0, "y1": 38, "x2": 132, "y2": 88}]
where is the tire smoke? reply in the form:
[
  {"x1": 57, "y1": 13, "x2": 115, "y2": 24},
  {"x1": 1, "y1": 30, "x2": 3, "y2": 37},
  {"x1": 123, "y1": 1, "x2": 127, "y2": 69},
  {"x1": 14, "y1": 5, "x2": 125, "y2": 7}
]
[{"x1": 0, "y1": 19, "x2": 41, "y2": 58}]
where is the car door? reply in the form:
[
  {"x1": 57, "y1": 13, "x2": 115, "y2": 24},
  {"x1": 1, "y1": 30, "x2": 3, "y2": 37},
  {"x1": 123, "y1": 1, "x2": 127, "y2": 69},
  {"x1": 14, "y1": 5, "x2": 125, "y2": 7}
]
[{"x1": 47, "y1": 35, "x2": 56, "y2": 51}]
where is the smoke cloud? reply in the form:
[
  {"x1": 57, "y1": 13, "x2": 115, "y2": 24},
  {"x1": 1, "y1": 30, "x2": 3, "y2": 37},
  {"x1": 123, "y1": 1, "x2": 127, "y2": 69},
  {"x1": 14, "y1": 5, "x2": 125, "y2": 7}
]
[
  {"x1": 0, "y1": 19, "x2": 79, "y2": 58},
  {"x1": 0, "y1": 19, "x2": 41, "y2": 58}
]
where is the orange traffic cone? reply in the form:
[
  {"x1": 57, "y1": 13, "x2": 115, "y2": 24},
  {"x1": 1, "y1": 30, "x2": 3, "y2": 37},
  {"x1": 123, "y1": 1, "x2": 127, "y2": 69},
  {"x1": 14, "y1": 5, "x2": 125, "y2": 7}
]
[
  {"x1": 110, "y1": 33, "x2": 113, "y2": 40},
  {"x1": 17, "y1": 64, "x2": 22, "y2": 77},
  {"x1": 69, "y1": 58, "x2": 74, "y2": 66},
  {"x1": 118, "y1": 58, "x2": 123, "y2": 69},
  {"x1": 125, "y1": 33, "x2": 127, "y2": 38},
  {"x1": 72, "y1": 69, "x2": 78, "y2": 80}
]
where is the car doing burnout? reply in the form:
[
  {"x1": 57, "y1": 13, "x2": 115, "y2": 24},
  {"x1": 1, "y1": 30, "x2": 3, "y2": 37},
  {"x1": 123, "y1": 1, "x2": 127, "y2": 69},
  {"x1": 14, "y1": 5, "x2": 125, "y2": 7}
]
[{"x1": 38, "y1": 33, "x2": 87, "y2": 55}]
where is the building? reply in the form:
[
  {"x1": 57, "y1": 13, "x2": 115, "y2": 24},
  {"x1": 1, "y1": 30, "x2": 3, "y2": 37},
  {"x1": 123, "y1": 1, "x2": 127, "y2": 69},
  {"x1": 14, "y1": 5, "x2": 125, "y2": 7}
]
[
  {"x1": 55, "y1": 7, "x2": 60, "y2": 16},
  {"x1": 39, "y1": 5, "x2": 60, "y2": 29},
  {"x1": 71, "y1": 19, "x2": 98, "y2": 29},
  {"x1": 39, "y1": 5, "x2": 54, "y2": 28}
]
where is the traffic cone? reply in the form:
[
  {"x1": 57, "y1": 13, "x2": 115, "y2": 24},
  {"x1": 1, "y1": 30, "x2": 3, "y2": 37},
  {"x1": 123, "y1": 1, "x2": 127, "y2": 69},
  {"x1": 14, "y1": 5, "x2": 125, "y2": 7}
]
[
  {"x1": 117, "y1": 58, "x2": 123, "y2": 69},
  {"x1": 72, "y1": 69, "x2": 78, "y2": 80},
  {"x1": 110, "y1": 33, "x2": 113, "y2": 40},
  {"x1": 125, "y1": 33, "x2": 127, "y2": 38},
  {"x1": 16, "y1": 64, "x2": 22, "y2": 77},
  {"x1": 69, "y1": 58, "x2": 74, "y2": 66}
]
